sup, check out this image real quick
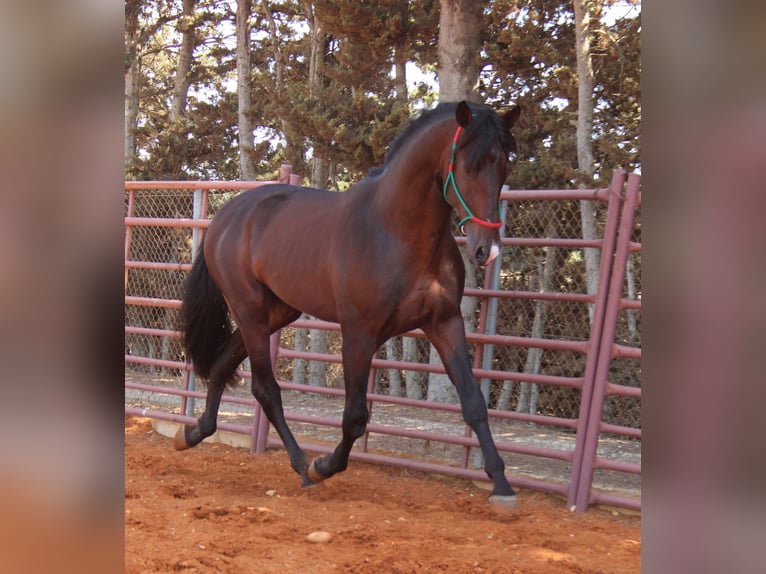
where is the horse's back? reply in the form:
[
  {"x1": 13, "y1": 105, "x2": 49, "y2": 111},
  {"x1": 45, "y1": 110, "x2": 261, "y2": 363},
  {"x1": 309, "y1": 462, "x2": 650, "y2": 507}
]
[
  {"x1": 212, "y1": 184, "x2": 330, "y2": 225},
  {"x1": 208, "y1": 184, "x2": 338, "y2": 245},
  {"x1": 204, "y1": 183, "x2": 345, "y2": 320}
]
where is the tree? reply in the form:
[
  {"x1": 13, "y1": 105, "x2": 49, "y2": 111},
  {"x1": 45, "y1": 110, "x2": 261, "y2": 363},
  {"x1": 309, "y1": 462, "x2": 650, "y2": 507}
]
[
  {"x1": 236, "y1": 0, "x2": 257, "y2": 180},
  {"x1": 573, "y1": 0, "x2": 599, "y2": 324},
  {"x1": 259, "y1": 0, "x2": 306, "y2": 172},
  {"x1": 128, "y1": 0, "x2": 242, "y2": 180},
  {"x1": 125, "y1": 0, "x2": 142, "y2": 172}
]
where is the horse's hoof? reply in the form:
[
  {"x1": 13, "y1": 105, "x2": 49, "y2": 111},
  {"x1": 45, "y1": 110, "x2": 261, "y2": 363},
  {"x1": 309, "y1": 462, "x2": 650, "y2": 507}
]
[
  {"x1": 307, "y1": 458, "x2": 328, "y2": 484},
  {"x1": 173, "y1": 426, "x2": 190, "y2": 451},
  {"x1": 301, "y1": 477, "x2": 320, "y2": 489},
  {"x1": 488, "y1": 494, "x2": 518, "y2": 514}
]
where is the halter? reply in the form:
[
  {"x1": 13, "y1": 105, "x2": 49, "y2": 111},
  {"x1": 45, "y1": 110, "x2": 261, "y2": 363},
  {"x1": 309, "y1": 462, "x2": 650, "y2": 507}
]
[{"x1": 442, "y1": 125, "x2": 504, "y2": 232}]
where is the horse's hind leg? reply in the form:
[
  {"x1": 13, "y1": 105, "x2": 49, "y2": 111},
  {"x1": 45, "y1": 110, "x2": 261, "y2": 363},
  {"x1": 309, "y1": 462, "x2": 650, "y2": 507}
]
[
  {"x1": 174, "y1": 330, "x2": 248, "y2": 450},
  {"x1": 235, "y1": 301, "x2": 313, "y2": 485}
]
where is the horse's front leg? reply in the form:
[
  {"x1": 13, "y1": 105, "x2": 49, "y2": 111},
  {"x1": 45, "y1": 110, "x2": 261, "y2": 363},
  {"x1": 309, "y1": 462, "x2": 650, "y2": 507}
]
[
  {"x1": 307, "y1": 332, "x2": 376, "y2": 483},
  {"x1": 424, "y1": 314, "x2": 518, "y2": 512}
]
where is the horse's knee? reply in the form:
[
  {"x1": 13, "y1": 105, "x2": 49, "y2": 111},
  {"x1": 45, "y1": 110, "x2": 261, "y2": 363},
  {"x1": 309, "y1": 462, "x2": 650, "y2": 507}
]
[
  {"x1": 251, "y1": 377, "x2": 277, "y2": 405},
  {"x1": 460, "y1": 389, "x2": 489, "y2": 428},
  {"x1": 343, "y1": 406, "x2": 369, "y2": 440},
  {"x1": 251, "y1": 381, "x2": 266, "y2": 403}
]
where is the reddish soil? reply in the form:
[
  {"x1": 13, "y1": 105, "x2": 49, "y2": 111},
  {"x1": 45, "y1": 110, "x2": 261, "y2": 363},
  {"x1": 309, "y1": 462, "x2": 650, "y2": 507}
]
[{"x1": 125, "y1": 417, "x2": 640, "y2": 573}]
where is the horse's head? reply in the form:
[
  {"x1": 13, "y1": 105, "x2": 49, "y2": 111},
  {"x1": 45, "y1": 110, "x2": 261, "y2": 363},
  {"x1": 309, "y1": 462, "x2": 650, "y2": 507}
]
[{"x1": 442, "y1": 101, "x2": 520, "y2": 266}]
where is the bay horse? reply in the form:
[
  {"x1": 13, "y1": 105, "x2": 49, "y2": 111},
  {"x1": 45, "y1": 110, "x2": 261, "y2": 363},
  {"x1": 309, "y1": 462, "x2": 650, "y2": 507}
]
[{"x1": 176, "y1": 101, "x2": 521, "y2": 511}]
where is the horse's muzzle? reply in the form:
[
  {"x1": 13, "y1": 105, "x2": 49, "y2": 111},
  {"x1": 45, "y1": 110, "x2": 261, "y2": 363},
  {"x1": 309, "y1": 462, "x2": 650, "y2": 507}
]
[{"x1": 473, "y1": 242, "x2": 500, "y2": 266}]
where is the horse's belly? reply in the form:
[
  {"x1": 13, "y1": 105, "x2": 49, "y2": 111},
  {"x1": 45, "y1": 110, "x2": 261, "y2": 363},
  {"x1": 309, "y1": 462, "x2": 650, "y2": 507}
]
[
  {"x1": 277, "y1": 287, "x2": 340, "y2": 324},
  {"x1": 256, "y1": 265, "x2": 340, "y2": 324}
]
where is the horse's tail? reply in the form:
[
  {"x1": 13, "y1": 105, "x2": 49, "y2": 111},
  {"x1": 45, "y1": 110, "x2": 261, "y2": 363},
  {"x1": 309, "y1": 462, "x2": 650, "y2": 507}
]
[{"x1": 178, "y1": 240, "x2": 232, "y2": 380}]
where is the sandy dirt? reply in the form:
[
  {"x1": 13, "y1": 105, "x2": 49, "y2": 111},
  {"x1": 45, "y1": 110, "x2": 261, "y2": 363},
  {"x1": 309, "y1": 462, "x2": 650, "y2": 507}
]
[{"x1": 125, "y1": 417, "x2": 640, "y2": 573}]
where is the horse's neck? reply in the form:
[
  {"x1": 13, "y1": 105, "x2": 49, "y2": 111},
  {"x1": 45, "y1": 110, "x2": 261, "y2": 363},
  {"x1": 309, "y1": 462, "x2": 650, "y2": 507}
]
[{"x1": 373, "y1": 120, "x2": 454, "y2": 235}]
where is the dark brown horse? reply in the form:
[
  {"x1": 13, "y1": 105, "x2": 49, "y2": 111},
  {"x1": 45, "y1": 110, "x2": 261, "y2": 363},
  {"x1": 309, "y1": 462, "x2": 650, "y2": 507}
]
[{"x1": 176, "y1": 101, "x2": 521, "y2": 511}]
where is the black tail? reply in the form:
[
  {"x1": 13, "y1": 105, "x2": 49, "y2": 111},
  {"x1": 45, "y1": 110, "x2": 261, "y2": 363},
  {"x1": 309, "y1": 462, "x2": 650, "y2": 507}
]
[{"x1": 178, "y1": 241, "x2": 232, "y2": 380}]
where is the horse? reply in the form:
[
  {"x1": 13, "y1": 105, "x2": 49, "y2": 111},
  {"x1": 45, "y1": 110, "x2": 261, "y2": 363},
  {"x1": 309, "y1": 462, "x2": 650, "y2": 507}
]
[{"x1": 176, "y1": 100, "x2": 521, "y2": 511}]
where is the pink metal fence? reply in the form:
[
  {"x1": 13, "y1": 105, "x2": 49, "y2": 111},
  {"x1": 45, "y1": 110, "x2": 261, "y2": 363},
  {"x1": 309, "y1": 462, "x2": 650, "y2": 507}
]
[{"x1": 124, "y1": 167, "x2": 641, "y2": 512}]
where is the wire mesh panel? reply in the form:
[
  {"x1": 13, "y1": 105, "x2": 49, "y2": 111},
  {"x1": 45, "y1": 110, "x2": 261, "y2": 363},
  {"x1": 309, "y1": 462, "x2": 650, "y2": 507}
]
[{"x1": 125, "y1": 188, "x2": 192, "y2": 380}]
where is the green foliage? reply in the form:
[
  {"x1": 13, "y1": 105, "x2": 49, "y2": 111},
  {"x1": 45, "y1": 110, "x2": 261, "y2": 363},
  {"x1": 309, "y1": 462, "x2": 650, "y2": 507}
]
[
  {"x1": 482, "y1": 0, "x2": 640, "y2": 188},
  {"x1": 127, "y1": 0, "x2": 640, "y2": 189},
  {"x1": 592, "y1": 12, "x2": 641, "y2": 175}
]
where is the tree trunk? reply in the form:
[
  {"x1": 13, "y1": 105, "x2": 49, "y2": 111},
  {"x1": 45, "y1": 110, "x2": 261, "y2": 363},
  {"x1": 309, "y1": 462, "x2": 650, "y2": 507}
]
[
  {"x1": 292, "y1": 322, "x2": 308, "y2": 384},
  {"x1": 170, "y1": 0, "x2": 196, "y2": 124},
  {"x1": 305, "y1": 2, "x2": 326, "y2": 101},
  {"x1": 305, "y1": 0, "x2": 329, "y2": 187},
  {"x1": 262, "y1": 0, "x2": 302, "y2": 180},
  {"x1": 261, "y1": 0, "x2": 285, "y2": 95},
  {"x1": 573, "y1": 0, "x2": 599, "y2": 324},
  {"x1": 124, "y1": 1, "x2": 142, "y2": 172},
  {"x1": 516, "y1": 222, "x2": 558, "y2": 415},
  {"x1": 124, "y1": 63, "x2": 139, "y2": 170},
  {"x1": 161, "y1": 0, "x2": 197, "y2": 178},
  {"x1": 308, "y1": 13, "x2": 329, "y2": 190},
  {"x1": 304, "y1": 1, "x2": 328, "y2": 386},
  {"x1": 308, "y1": 328, "x2": 327, "y2": 386},
  {"x1": 311, "y1": 157, "x2": 329, "y2": 189},
  {"x1": 403, "y1": 337, "x2": 424, "y2": 400},
  {"x1": 496, "y1": 312, "x2": 524, "y2": 410},
  {"x1": 515, "y1": 301, "x2": 544, "y2": 414},
  {"x1": 394, "y1": 42, "x2": 408, "y2": 104},
  {"x1": 236, "y1": 0, "x2": 257, "y2": 180},
  {"x1": 385, "y1": 339, "x2": 403, "y2": 397},
  {"x1": 436, "y1": 0, "x2": 485, "y2": 103},
  {"x1": 426, "y1": 0, "x2": 487, "y2": 403}
]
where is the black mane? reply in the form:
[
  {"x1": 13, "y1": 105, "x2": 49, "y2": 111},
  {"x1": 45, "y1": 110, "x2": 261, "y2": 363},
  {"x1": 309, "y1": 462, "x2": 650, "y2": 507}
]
[{"x1": 366, "y1": 102, "x2": 516, "y2": 178}]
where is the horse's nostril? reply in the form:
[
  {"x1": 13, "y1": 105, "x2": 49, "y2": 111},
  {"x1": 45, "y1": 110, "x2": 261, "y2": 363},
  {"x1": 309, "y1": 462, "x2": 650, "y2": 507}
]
[{"x1": 475, "y1": 246, "x2": 487, "y2": 263}]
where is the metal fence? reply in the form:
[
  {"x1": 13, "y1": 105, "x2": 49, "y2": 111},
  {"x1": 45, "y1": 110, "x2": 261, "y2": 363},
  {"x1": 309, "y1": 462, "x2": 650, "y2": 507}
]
[{"x1": 125, "y1": 167, "x2": 641, "y2": 512}]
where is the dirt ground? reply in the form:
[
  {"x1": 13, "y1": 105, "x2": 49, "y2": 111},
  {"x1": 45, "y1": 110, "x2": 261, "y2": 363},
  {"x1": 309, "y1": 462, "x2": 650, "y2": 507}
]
[{"x1": 125, "y1": 417, "x2": 640, "y2": 574}]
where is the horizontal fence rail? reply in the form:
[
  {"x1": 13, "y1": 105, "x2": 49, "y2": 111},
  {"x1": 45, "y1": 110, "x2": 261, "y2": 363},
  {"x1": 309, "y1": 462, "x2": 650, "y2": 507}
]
[{"x1": 125, "y1": 167, "x2": 641, "y2": 512}]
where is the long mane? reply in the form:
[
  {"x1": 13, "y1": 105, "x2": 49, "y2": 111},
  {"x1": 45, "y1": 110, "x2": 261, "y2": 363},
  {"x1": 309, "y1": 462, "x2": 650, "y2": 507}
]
[{"x1": 366, "y1": 102, "x2": 516, "y2": 178}]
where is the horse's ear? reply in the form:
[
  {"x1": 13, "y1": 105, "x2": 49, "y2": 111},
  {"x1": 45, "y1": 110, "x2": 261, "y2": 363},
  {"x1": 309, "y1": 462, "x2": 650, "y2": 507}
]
[
  {"x1": 502, "y1": 105, "x2": 521, "y2": 129},
  {"x1": 455, "y1": 101, "x2": 472, "y2": 127}
]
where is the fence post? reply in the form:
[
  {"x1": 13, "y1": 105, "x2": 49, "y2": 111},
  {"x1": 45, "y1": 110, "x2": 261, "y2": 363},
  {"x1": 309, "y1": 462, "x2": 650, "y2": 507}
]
[
  {"x1": 573, "y1": 172, "x2": 640, "y2": 511},
  {"x1": 278, "y1": 163, "x2": 291, "y2": 183},
  {"x1": 360, "y1": 368, "x2": 377, "y2": 454},
  {"x1": 567, "y1": 170, "x2": 626, "y2": 509},
  {"x1": 183, "y1": 187, "x2": 204, "y2": 418},
  {"x1": 124, "y1": 188, "x2": 135, "y2": 292}
]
